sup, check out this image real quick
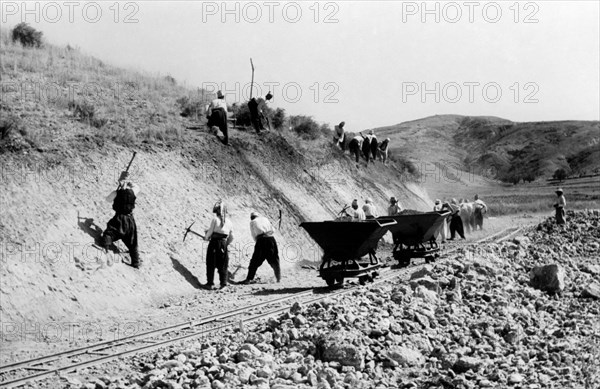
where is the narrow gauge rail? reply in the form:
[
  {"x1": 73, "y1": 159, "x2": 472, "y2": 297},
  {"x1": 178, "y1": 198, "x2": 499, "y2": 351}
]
[{"x1": 0, "y1": 226, "x2": 522, "y2": 388}]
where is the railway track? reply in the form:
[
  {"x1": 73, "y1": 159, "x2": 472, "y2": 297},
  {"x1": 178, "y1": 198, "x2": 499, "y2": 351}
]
[{"x1": 0, "y1": 225, "x2": 523, "y2": 388}]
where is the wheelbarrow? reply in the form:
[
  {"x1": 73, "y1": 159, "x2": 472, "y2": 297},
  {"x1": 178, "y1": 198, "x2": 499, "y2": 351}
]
[
  {"x1": 300, "y1": 218, "x2": 397, "y2": 287},
  {"x1": 378, "y1": 211, "x2": 450, "y2": 266}
]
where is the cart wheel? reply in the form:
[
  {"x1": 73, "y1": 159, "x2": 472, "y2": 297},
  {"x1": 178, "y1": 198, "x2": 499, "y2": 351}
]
[
  {"x1": 359, "y1": 275, "x2": 367, "y2": 285},
  {"x1": 336, "y1": 275, "x2": 344, "y2": 285},
  {"x1": 325, "y1": 277, "x2": 336, "y2": 287},
  {"x1": 425, "y1": 255, "x2": 434, "y2": 264}
]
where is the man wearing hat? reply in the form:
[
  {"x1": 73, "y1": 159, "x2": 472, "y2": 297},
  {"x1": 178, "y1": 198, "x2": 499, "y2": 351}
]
[
  {"x1": 388, "y1": 196, "x2": 403, "y2": 216},
  {"x1": 348, "y1": 135, "x2": 364, "y2": 165},
  {"x1": 553, "y1": 188, "x2": 567, "y2": 227},
  {"x1": 242, "y1": 211, "x2": 281, "y2": 284},
  {"x1": 473, "y1": 194, "x2": 488, "y2": 230},
  {"x1": 207, "y1": 90, "x2": 230, "y2": 145},
  {"x1": 248, "y1": 92, "x2": 273, "y2": 134},
  {"x1": 433, "y1": 199, "x2": 447, "y2": 243}
]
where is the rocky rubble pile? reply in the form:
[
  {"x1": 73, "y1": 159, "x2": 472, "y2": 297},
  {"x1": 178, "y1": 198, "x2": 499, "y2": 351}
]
[{"x1": 77, "y1": 211, "x2": 599, "y2": 389}]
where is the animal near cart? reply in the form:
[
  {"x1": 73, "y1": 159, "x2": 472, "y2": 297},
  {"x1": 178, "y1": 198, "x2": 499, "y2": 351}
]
[
  {"x1": 379, "y1": 211, "x2": 450, "y2": 267},
  {"x1": 300, "y1": 218, "x2": 397, "y2": 287}
]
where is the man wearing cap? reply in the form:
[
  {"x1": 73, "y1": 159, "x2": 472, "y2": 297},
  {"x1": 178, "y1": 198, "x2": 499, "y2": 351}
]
[
  {"x1": 333, "y1": 122, "x2": 346, "y2": 150},
  {"x1": 388, "y1": 197, "x2": 403, "y2": 216},
  {"x1": 553, "y1": 188, "x2": 567, "y2": 227},
  {"x1": 349, "y1": 199, "x2": 366, "y2": 221},
  {"x1": 242, "y1": 211, "x2": 281, "y2": 284},
  {"x1": 362, "y1": 198, "x2": 378, "y2": 219},
  {"x1": 207, "y1": 91, "x2": 230, "y2": 145},
  {"x1": 248, "y1": 92, "x2": 273, "y2": 134}
]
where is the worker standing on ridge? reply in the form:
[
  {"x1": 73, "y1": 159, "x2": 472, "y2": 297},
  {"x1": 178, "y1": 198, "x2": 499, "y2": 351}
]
[
  {"x1": 207, "y1": 90, "x2": 230, "y2": 145},
  {"x1": 241, "y1": 211, "x2": 281, "y2": 284},
  {"x1": 378, "y1": 138, "x2": 390, "y2": 164},
  {"x1": 363, "y1": 198, "x2": 378, "y2": 219},
  {"x1": 387, "y1": 196, "x2": 403, "y2": 216},
  {"x1": 204, "y1": 200, "x2": 234, "y2": 290},
  {"x1": 101, "y1": 171, "x2": 141, "y2": 268},
  {"x1": 333, "y1": 121, "x2": 346, "y2": 150},
  {"x1": 248, "y1": 92, "x2": 273, "y2": 134}
]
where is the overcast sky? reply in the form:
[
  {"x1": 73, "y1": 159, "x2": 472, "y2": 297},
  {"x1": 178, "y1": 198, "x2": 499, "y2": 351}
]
[{"x1": 4, "y1": 1, "x2": 599, "y2": 130}]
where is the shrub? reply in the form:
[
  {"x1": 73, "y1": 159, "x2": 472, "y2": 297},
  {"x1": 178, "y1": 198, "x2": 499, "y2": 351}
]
[
  {"x1": 70, "y1": 101, "x2": 107, "y2": 128},
  {"x1": 11, "y1": 23, "x2": 43, "y2": 48},
  {"x1": 271, "y1": 108, "x2": 286, "y2": 129},
  {"x1": 176, "y1": 95, "x2": 205, "y2": 118},
  {"x1": 289, "y1": 115, "x2": 322, "y2": 140},
  {"x1": 553, "y1": 168, "x2": 568, "y2": 182}
]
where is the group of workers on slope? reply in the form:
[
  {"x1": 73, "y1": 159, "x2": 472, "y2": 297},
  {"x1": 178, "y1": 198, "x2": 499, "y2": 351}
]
[
  {"x1": 205, "y1": 90, "x2": 273, "y2": 146},
  {"x1": 333, "y1": 122, "x2": 391, "y2": 166}
]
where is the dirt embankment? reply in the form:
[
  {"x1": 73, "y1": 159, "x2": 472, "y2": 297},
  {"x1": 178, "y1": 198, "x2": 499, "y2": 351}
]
[{"x1": 0, "y1": 127, "x2": 430, "y2": 326}]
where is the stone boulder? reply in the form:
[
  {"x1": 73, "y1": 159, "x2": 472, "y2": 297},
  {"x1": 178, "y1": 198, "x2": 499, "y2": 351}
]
[
  {"x1": 581, "y1": 281, "x2": 600, "y2": 299},
  {"x1": 385, "y1": 346, "x2": 425, "y2": 367},
  {"x1": 317, "y1": 330, "x2": 365, "y2": 369},
  {"x1": 529, "y1": 264, "x2": 565, "y2": 294}
]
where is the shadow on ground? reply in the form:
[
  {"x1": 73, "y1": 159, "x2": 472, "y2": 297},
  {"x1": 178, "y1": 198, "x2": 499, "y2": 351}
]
[{"x1": 170, "y1": 257, "x2": 202, "y2": 289}]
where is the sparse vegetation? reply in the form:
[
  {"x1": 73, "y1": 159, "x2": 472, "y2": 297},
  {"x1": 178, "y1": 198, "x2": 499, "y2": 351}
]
[
  {"x1": 289, "y1": 115, "x2": 325, "y2": 140},
  {"x1": 553, "y1": 168, "x2": 568, "y2": 182},
  {"x1": 11, "y1": 23, "x2": 43, "y2": 48}
]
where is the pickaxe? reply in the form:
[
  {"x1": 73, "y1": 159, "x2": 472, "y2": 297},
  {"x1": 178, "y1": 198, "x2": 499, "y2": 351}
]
[{"x1": 183, "y1": 221, "x2": 205, "y2": 242}]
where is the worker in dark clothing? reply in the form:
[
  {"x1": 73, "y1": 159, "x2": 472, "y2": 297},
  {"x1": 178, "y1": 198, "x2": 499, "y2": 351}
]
[
  {"x1": 248, "y1": 92, "x2": 273, "y2": 134},
  {"x1": 348, "y1": 135, "x2": 364, "y2": 164},
  {"x1": 446, "y1": 199, "x2": 465, "y2": 240},
  {"x1": 101, "y1": 171, "x2": 141, "y2": 268},
  {"x1": 361, "y1": 132, "x2": 371, "y2": 165},
  {"x1": 207, "y1": 91, "x2": 229, "y2": 145},
  {"x1": 204, "y1": 200, "x2": 234, "y2": 290},
  {"x1": 368, "y1": 130, "x2": 378, "y2": 163},
  {"x1": 242, "y1": 211, "x2": 281, "y2": 284}
]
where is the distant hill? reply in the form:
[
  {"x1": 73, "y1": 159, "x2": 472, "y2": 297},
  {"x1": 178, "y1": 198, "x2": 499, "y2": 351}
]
[{"x1": 376, "y1": 115, "x2": 600, "y2": 184}]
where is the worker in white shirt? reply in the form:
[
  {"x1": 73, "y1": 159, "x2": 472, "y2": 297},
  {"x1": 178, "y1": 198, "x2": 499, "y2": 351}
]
[
  {"x1": 473, "y1": 194, "x2": 488, "y2": 231},
  {"x1": 204, "y1": 200, "x2": 234, "y2": 289},
  {"x1": 350, "y1": 199, "x2": 366, "y2": 221},
  {"x1": 242, "y1": 212, "x2": 281, "y2": 284},
  {"x1": 333, "y1": 121, "x2": 346, "y2": 150},
  {"x1": 101, "y1": 171, "x2": 141, "y2": 268},
  {"x1": 387, "y1": 196, "x2": 403, "y2": 216},
  {"x1": 362, "y1": 198, "x2": 378, "y2": 219},
  {"x1": 207, "y1": 90, "x2": 230, "y2": 145}
]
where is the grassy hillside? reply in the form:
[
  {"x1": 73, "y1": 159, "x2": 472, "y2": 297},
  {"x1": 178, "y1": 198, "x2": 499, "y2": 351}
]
[
  {"x1": 376, "y1": 115, "x2": 600, "y2": 184},
  {"x1": 0, "y1": 29, "x2": 430, "y2": 325}
]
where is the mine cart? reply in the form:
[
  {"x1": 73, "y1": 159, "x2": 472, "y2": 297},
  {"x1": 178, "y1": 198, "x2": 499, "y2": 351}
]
[
  {"x1": 300, "y1": 219, "x2": 397, "y2": 287},
  {"x1": 379, "y1": 211, "x2": 451, "y2": 266}
]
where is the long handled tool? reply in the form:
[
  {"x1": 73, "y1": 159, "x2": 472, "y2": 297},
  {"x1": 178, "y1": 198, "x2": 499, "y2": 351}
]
[
  {"x1": 249, "y1": 58, "x2": 255, "y2": 99},
  {"x1": 183, "y1": 221, "x2": 205, "y2": 242},
  {"x1": 117, "y1": 151, "x2": 137, "y2": 190}
]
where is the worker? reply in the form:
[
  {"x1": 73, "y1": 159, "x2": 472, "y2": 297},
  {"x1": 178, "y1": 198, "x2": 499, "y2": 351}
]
[
  {"x1": 207, "y1": 91, "x2": 230, "y2": 145},
  {"x1": 204, "y1": 200, "x2": 234, "y2": 290},
  {"x1": 350, "y1": 199, "x2": 366, "y2": 221},
  {"x1": 361, "y1": 132, "x2": 371, "y2": 165},
  {"x1": 378, "y1": 138, "x2": 390, "y2": 164},
  {"x1": 348, "y1": 135, "x2": 364, "y2": 164},
  {"x1": 387, "y1": 196, "x2": 403, "y2": 216},
  {"x1": 333, "y1": 122, "x2": 346, "y2": 150},
  {"x1": 433, "y1": 199, "x2": 447, "y2": 243},
  {"x1": 473, "y1": 194, "x2": 488, "y2": 230},
  {"x1": 368, "y1": 130, "x2": 378, "y2": 163},
  {"x1": 101, "y1": 171, "x2": 141, "y2": 268},
  {"x1": 553, "y1": 188, "x2": 567, "y2": 228},
  {"x1": 241, "y1": 212, "x2": 281, "y2": 284},
  {"x1": 447, "y1": 198, "x2": 465, "y2": 240},
  {"x1": 248, "y1": 92, "x2": 273, "y2": 134},
  {"x1": 362, "y1": 198, "x2": 378, "y2": 219}
]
